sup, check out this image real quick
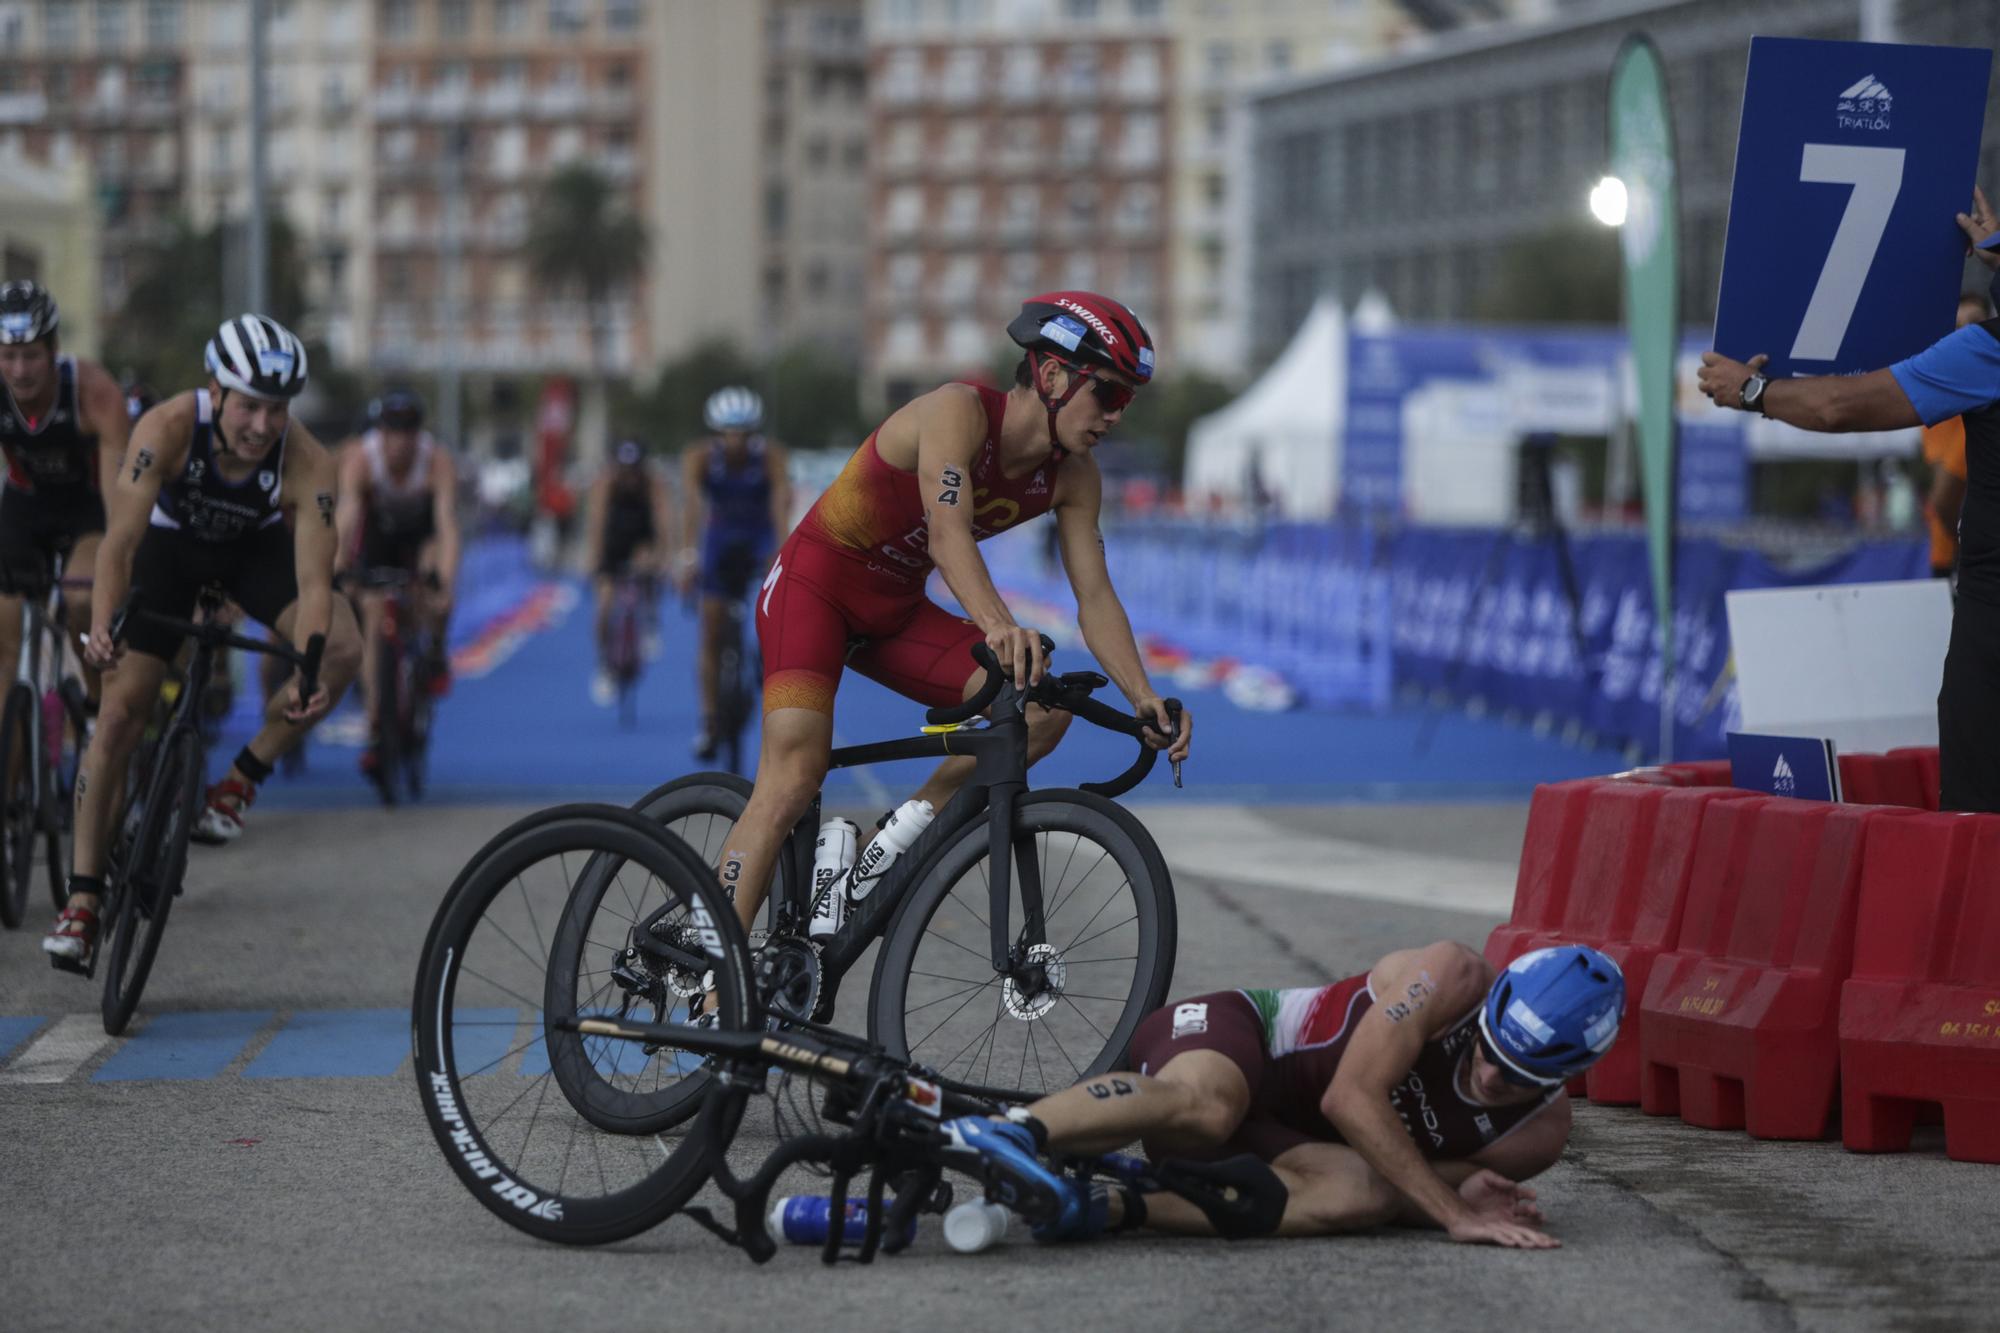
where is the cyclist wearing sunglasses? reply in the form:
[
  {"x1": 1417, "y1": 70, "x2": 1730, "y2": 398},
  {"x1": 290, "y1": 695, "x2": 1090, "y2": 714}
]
[
  {"x1": 717, "y1": 290, "x2": 1190, "y2": 936},
  {"x1": 944, "y1": 943, "x2": 1623, "y2": 1249}
]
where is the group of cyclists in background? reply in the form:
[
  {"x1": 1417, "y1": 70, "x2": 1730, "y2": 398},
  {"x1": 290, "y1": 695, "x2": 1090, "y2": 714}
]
[{"x1": 5, "y1": 271, "x2": 1631, "y2": 1253}]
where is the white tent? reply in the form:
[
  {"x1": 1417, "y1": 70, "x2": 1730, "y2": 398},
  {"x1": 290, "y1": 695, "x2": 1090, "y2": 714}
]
[{"x1": 1183, "y1": 295, "x2": 1346, "y2": 518}]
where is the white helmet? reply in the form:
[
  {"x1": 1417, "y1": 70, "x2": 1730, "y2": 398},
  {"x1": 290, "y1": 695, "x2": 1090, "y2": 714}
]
[
  {"x1": 703, "y1": 386, "x2": 763, "y2": 433},
  {"x1": 205, "y1": 313, "x2": 309, "y2": 400}
]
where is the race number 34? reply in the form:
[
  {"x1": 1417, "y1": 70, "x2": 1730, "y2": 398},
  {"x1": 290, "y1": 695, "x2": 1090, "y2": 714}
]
[{"x1": 1791, "y1": 143, "x2": 1906, "y2": 362}]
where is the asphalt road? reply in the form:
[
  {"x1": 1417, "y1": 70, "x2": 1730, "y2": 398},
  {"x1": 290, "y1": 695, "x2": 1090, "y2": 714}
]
[{"x1": 1, "y1": 802, "x2": 1994, "y2": 1333}]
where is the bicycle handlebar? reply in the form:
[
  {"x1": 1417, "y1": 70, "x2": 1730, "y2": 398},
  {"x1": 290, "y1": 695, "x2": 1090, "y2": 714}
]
[
  {"x1": 108, "y1": 596, "x2": 329, "y2": 687},
  {"x1": 924, "y1": 636, "x2": 1183, "y2": 796}
]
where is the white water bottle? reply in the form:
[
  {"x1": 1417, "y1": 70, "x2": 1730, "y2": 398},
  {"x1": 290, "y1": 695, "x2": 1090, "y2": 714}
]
[
  {"x1": 846, "y1": 799, "x2": 934, "y2": 902},
  {"x1": 807, "y1": 817, "x2": 860, "y2": 940},
  {"x1": 942, "y1": 1199, "x2": 1010, "y2": 1253}
]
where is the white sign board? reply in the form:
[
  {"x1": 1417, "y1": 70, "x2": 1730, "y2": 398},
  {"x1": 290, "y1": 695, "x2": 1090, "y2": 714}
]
[{"x1": 1725, "y1": 580, "x2": 1951, "y2": 753}]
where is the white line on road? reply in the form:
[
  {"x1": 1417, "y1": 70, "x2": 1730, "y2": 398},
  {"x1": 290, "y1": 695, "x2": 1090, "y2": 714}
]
[
  {"x1": 0, "y1": 1013, "x2": 114, "y2": 1084},
  {"x1": 1138, "y1": 804, "x2": 1518, "y2": 918}
]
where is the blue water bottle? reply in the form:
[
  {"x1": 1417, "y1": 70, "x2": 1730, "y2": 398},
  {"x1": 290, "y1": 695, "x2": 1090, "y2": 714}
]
[{"x1": 767, "y1": 1195, "x2": 917, "y2": 1247}]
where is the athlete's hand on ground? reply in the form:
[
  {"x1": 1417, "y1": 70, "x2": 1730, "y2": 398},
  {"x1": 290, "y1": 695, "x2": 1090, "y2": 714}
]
[
  {"x1": 284, "y1": 680, "x2": 331, "y2": 724},
  {"x1": 1458, "y1": 1169, "x2": 1545, "y2": 1227},
  {"x1": 1135, "y1": 695, "x2": 1191, "y2": 762},
  {"x1": 1445, "y1": 1210, "x2": 1560, "y2": 1250},
  {"x1": 987, "y1": 624, "x2": 1046, "y2": 687},
  {"x1": 83, "y1": 625, "x2": 122, "y2": 670},
  {"x1": 1957, "y1": 186, "x2": 1998, "y2": 268}
]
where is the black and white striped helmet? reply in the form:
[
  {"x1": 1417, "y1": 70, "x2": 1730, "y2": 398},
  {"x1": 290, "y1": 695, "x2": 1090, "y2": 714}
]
[
  {"x1": 204, "y1": 313, "x2": 309, "y2": 400},
  {"x1": 0, "y1": 280, "x2": 59, "y2": 345},
  {"x1": 703, "y1": 386, "x2": 763, "y2": 432}
]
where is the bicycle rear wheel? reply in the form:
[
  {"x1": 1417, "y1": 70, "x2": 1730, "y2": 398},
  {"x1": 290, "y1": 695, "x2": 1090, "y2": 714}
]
[
  {"x1": 412, "y1": 804, "x2": 758, "y2": 1245},
  {"x1": 0, "y1": 683, "x2": 34, "y2": 928},
  {"x1": 373, "y1": 635, "x2": 404, "y2": 807},
  {"x1": 101, "y1": 727, "x2": 202, "y2": 1035},
  {"x1": 868, "y1": 789, "x2": 1176, "y2": 1099}
]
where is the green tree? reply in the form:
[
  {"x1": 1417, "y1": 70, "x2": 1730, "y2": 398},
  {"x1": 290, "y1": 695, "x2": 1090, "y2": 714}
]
[
  {"x1": 525, "y1": 163, "x2": 650, "y2": 460},
  {"x1": 765, "y1": 342, "x2": 866, "y2": 452},
  {"x1": 1116, "y1": 370, "x2": 1240, "y2": 480},
  {"x1": 1472, "y1": 222, "x2": 1623, "y2": 325}
]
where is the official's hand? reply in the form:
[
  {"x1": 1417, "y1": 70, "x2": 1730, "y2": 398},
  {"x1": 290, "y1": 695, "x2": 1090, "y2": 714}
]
[
  {"x1": 1445, "y1": 1211, "x2": 1561, "y2": 1250},
  {"x1": 284, "y1": 679, "x2": 331, "y2": 724},
  {"x1": 1959, "y1": 186, "x2": 1999, "y2": 271},
  {"x1": 986, "y1": 624, "x2": 1046, "y2": 688},
  {"x1": 1134, "y1": 695, "x2": 1191, "y2": 763},
  {"x1": 1697, "y1": 351, "x2": 1769, "y2": 409}
]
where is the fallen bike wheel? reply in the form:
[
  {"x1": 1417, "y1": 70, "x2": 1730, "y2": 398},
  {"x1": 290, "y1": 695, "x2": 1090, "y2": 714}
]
[
  {"x1": 413, "y1": 804, "x2": 757, "y2": 1245},
  {"x1": 869, "y1": 789, "x2": 1176, "y2": 1099}
]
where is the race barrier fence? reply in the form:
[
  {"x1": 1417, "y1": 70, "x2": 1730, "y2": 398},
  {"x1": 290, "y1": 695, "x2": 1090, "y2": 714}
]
[
  {"x1": 1487, "y1": 747, "x2": 1998, "y2": 1162},
  {"x1": 980, "y1": 519, "x2": 1927, "y2": 761}
]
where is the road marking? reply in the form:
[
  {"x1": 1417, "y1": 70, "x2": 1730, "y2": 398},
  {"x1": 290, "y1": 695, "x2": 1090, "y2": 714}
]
[
  {"x1": 0, "y1": 1013, "x2": 114, "y2": 1084},
  {"x1": 243, "y1": 1007, "x2": 410, "y2": 1079},
  {"x1": 92, "y1": 1010, "x2": 275, "y2": 1083},
  {"x1": 0, "y1": 1015, "x2": 45, "y2": 1063},
  {"x1": 1138, "y1": 804, "x2": 1518, "y2": 918}
]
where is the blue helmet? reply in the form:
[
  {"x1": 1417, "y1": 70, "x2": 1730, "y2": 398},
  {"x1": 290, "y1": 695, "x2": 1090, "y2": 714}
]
[{"x1": 1477, "y1": 945, "x2": 1625, "y2": 1087}]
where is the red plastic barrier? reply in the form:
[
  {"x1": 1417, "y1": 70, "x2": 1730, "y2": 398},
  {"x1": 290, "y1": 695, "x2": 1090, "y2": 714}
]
[
  {"x1": 1840, "y1": 812, "x2": 2000, "y2": 1162},
  {"x1": 1639, "y1": 798, "x2": 1909, "y2": 1138},
  {"x1": 1484, "y1": 779, "x2": 1608, "y2": 973},
  {"x1": 1659, "y1": 759, "x2": 1732, "y2": 788},
  {"x1": 1883, "y1": 746, "x2": 1941, "y2": 811},
  {"x1": 1838, "y1": 752, "x2": 1931, "y2": 811}
]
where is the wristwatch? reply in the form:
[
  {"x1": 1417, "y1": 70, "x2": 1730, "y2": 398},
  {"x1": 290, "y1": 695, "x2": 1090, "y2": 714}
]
[{"x1": 1739, "y1": 372, "x2": 1770, "y2": 415}]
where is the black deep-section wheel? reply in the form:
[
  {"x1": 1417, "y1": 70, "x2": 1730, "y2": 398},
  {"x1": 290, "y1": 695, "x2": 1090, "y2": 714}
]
[
  {"x1": 412, "y1": 804, "x2": 757, "y2": 1245},
  {"x1": 100, "y1": 727, "x2": 201, "y2": 1035},
  {"x1": 868, "y1": 789, "x2": 1176, "y2": 1100}
]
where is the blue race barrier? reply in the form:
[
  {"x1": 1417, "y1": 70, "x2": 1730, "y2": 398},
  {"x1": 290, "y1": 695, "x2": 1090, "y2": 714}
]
[{"x1": 979, "y1": 517, "x2": 1927, "y2": 759}]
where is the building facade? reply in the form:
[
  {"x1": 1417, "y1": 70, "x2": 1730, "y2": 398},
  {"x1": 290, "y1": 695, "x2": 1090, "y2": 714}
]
[
  {"x1": 1247, "y1": 0, "x2": 2000, "y2": 365},
  {"x1": 0, "y1": 147, "x2": 99, "y2": 354},
  {"x1": 0, "y1": 0, "x2": 188, "y2": 323}
]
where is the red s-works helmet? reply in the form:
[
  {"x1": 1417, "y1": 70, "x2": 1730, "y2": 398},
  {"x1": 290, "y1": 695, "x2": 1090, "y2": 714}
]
[{"x1": 1006, "y1": 291, "x2": 1155, "y2": 455}]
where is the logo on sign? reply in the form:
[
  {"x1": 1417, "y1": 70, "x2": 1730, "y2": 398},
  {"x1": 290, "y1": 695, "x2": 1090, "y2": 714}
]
[
  {"x1": 1772, "y1": 753, "x2": 1796, "y2": 795},
  {"x1": 1835, "y1": 74, "x2": 1892, "y2": 132}
]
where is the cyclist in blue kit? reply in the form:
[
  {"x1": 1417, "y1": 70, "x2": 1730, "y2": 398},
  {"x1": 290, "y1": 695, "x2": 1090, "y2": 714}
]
[{"x1": 678, "y1": 387, "x2": 791, "y2": 760}]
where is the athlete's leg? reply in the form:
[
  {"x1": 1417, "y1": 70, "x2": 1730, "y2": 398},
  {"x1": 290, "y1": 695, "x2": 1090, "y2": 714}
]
[
  {"x1": 1136, "y1": 1142, "x2": 1519, "y2": 1238},
  {"x1": 355, "y1": 588, "x2": 387, "y2": 735},
  {"x1": 1025, "y1": 1050, "x2": 1252, "y2": 1158},
  {"x1": 65, "y1": 649, "x2": 172, "y2": 893},
  {"x1": 63, "y1": 530, "x2": 104, "y2": 703},
  {"x1": 697, "y1": 594, "x2": 725, "y2": 729},
  {"x1": 592, "y1": 574, "x2": 615, "y2": 668},
  {"x1": 716, "y1": 705, "x2": 832, "y2": 932}
]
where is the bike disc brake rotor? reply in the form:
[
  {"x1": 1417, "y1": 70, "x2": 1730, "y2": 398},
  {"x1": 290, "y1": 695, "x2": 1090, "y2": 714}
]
[
  {"x1": 755, "y1": 935, "x2": 822, "y2": 1025},
  {"x1": 1001, "y1": 943, "x2": 1067, "y2": 1021}
]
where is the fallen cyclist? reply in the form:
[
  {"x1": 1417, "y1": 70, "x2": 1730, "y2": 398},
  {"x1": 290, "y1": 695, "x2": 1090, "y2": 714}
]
[{"x1": 944, "y1": 942, "x2": 1624, "y2": 1249}]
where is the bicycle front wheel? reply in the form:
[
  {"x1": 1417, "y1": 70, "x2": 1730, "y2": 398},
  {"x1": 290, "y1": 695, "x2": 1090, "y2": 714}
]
[
  {"x1": 412, "y1": 804, "x2": 757, "y2": 1246},
  {"x1": 868, "y1": 789, "x2": 1176, "y2": 1100},
  {"x1": 101, "y1": 727, "x2": 201, "y2": 1035}
]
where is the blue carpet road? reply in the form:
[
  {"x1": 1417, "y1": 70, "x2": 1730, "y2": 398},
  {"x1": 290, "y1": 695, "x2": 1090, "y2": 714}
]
[{"x1": 231, "y1": 575, "x2": 1623, "y2": 810}]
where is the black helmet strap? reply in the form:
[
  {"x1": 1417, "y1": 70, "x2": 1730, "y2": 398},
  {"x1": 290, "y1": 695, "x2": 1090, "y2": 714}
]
[{"x1": 1029, "y1": 349, "x2": 1090, "y2": 462}]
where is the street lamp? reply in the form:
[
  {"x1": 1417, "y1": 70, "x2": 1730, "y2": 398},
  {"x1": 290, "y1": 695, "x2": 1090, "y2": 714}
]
[{"x1": 1588, "y1": 175, "x2": 1629, "y2": 227}]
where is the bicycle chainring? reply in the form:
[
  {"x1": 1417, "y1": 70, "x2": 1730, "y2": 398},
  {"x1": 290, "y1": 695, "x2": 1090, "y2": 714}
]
[
  {"x1": 1001, "y1": 943, "x2": 1067, "y2": 1021},
  {"x1": 755, "y1": 935, "x2": 822, "y2": 1026}
]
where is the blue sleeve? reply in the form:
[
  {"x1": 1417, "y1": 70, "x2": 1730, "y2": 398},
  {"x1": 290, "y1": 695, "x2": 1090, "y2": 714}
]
[{"x1": 1888, "y1": 323, "x2": 2000, "y2": 425}]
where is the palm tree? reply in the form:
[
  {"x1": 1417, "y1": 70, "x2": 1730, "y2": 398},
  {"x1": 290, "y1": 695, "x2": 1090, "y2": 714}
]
[{"x1": 525, "y1": 162, "x2": 649, "y2": 465}]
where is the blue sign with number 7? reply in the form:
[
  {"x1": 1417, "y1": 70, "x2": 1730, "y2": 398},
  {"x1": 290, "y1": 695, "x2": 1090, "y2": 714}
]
[{"x1": 1713, "y1": 37, "x2": 1991, "y2": 381}]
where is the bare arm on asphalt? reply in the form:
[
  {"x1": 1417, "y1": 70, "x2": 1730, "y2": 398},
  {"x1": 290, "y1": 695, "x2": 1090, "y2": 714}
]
[
  {"x1": 1052, "y1": 455, "x2": 1189, "y2": 759},
  {"x1": 1322, "y1": 941, "x2": 1558, "y2": 1249},
  {"x1": 89, "y1": 393, "x2": 193, "y2": 659}
]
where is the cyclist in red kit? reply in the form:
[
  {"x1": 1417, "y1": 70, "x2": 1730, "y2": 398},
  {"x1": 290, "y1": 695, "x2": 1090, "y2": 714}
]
[{"x1": 715, "y1": 291, "x2": 1192, "y2": 932}]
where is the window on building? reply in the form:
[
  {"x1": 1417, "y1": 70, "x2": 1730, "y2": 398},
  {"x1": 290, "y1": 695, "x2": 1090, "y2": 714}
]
[
  {"x1": 1116, "y1": 182, "x2": 1158, "y2": 233},
  {"x1": 44, "y1": 0, "x2": 79, "y2": 51},
  {"x1": 941, "y1": 47, "x2": 983, "y2": 103},
  {"x1": 885, "y1": 118, "x2": 922, "y2": 170},
  {"x1": 944, "y1": 183, "x2": 981, "y2": 235},
  {"x1": 495, "y1": 0, "x2": 526, "y2": 34},
  {"x1": 605, "y1": 0, "x2": 640, "y2": 34},
  {"x1": 378, "y1": 0, "x2": 414, "y2": 41},
  {"x1": 1204, "y1": 101, "x2": 1225, "y2": 144},
  {"x1": 1265, "y1": 39, "x2": 1290, "y2": 73},
  {"x1": 941, "y1": 117, "x2": 980, "y2": 169},
  {"x1": 887, "y1": 252, "x2": 922, "y2": 296},
  {"x1": 324, "y1": 186, "x2": 345, "y2": 227},
  {"x1": 942, "y1": 254, "x2": 978, "y2": 301},
  {"x1": 882, "y1": 48, "x2": 923, "y2": 103},
  {"x1": 804, "y1": 135, "x2": 828, "y2": 168},
  {"x1": 439, "y1": 0, "x2": 469, "y2": 37},
  {"x1": 1117, "y1": 111, "x2": 1158, "y2": 168},
  {"x1": 999, "y1": 45, "x2": 1038, "y2": 100},
  {"x1": 548, "y1": 0, "x2": 586, "y2": 37},
  {"x1": 1061, "y1": 113, "x2": 1099, "y2": 167},
  {"x1": 1118, "y1": 45, "x2": 1160, "y2": 99},
  {"x1": 1066, "y1": 181, "x2": 1098, "y2": 225},
  {"x1": 140, "y1": 0, "x2": 175, "y2": 46},
  {"x1": 325, "y1": 0, "x2": 358, "y2": 42},
  {"x1": 210, "y1": 125, "x2": 233, "y2": 167},
  {"x1": 843, "y1": 137, "x2": 866, "y2": 170},
  {"x1": 1060, "y1": 44, "x2": 1099, "y2": 97},
  {"x1": 1002, "y1": 183, "x2": 1038, "y2": 233},
  {"x1": 0, "y1": 6, "x2": 25, "y2": 53},
  {"x1": 1062, "y1": 0, "x2": 1098, "y2": 19},
  {"x1": 765, "y1": 181, "x2": 787, "y2": 233},
  {"x1": 1060, "y1": 253, "x2": 1096, "y2": 290},
  {"x1": 884, "y1": 185, "x2": 923, "y2": 235},
  {"x1": 1204, "y1": 171, "x2": 1223, "y2": 207},
  {"x1": 1004, "y1": 249, "x2": 1038, "y2": 291},
  {"x1": 93, "y1": 0, "x2": 126, "y2": 51},
  {"x1": 1204, "y1": 40, "x2": 1233, "y2": 85},
  {"x1": 1131, "y1": 0, "x2": 1162, "y2": 19}
]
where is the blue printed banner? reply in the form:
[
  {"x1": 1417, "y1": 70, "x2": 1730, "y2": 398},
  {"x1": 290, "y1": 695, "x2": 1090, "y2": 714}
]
[
  {"x1": 1714, "y1": 37, "x2": 1992, "y2": 380},
  {"x1": 1727, "y1": 732, "x2": 1842, "y2": 801}
]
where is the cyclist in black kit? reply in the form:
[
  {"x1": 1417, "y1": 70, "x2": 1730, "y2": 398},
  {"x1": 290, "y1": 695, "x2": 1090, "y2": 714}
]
[
  {"x1": 0, "y1": 280, "x2": 129, "y2": 702},
  {"x1": 584, "y1": 438, "x2": 674, "y2": 707},
  {"x1": 43, "y1": 314, "x2": 362, "y2": 972}
]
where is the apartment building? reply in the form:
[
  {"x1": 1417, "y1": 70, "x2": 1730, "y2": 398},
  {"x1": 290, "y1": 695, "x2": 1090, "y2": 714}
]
[{"x1": 0, "y1": 0, "x2": 188, "y2": 319}]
